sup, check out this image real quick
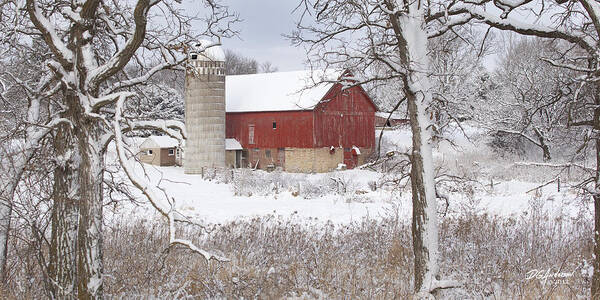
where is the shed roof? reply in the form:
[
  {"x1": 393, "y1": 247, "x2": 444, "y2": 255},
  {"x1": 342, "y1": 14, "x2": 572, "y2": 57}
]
[
  {"x1": 142, "y1": 136, "x2": 180, "y2": 149},
  {"x1": 225, "y1": 138, "x2": 243, "y2": 150},
  {"x1": 375, "y1": 111, "x2": 405, "y2": 120},
  {"x1": 225, "y1": 70, "x2": 341, "y2": 113}
]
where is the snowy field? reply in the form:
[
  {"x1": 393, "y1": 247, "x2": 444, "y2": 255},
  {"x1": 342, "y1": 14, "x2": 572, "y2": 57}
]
[
  {"x1": 111, "y1": 125, "x2": 591, "y2": 226},
  {"x1": 114, "y1": 166, "x2": 392, "y2": 224},
  {"x1": 112, "y1": 164, "x2": 590, "y2": 224}
]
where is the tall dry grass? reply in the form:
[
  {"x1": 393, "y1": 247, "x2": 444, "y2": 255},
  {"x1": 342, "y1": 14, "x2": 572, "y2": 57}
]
[{"x1": 2, "y1": 196, "x2": 591, "y2": 299}]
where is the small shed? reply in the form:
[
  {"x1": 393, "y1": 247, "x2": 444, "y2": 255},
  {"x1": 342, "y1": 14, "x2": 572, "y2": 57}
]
[
  {"x1": 375, "y1": 111, "x2": 409, "y2": 128},
  {"x1": 138, "y1": 136, "x2": 181, "y2": 166},
  {"x1": 225, "y1": 138, "x2": 243, "y2": 168}
]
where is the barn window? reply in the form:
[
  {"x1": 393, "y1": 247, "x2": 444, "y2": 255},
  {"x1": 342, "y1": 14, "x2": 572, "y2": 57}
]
[
  {"x1": 147, "y1": 149, "x2": 153, "y2": 155},
  {"x1": 248, "y1": 125, "x2": 255, "y2": 144},
  {"x1": 168, "y1": 149, "x2": 175, "y2": 156},
  {"x1": 272, "y1": 122, "x2": 277, "y2": 129},
  {"x1": 265, "y1": 150, "x2": 271, "y2": 158},
  {"x1": 191, "y1": 54, "x2": 198, "y2": 60}
]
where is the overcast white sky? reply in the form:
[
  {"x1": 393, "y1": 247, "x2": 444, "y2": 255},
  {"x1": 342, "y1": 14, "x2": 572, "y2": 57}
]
[
  {"x1": 183, "y1": 0, "x2": 308, "y2": 71},
  {"x1": 180, "y1": 1, "x2": 544, "y2": 73}
]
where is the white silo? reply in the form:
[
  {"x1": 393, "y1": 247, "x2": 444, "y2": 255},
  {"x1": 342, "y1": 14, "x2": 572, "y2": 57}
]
[{"x1": 184, "y1": 40, "x2": 226, "y2": 174}]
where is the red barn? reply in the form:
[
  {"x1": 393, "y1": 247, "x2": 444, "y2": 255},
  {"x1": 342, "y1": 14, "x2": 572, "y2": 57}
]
[{"x1": 225, "y1": 70, "x2": 377, "y2": 172}]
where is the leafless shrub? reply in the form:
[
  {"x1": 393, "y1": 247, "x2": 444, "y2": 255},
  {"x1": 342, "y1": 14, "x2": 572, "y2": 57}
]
[
  {"x1": 2, "y1": 197, "x2": 593, "y2": 298},
  {"x1": 231, "y1": 169, "x2": 369, "y2": 201}
]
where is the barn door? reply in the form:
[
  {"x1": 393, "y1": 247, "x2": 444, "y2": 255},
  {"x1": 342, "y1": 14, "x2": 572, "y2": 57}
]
[
  {"x1": 343, "y1": 148, "x2": 358, "y2": 169},
  {"x1": 235, "y1": 150, "x2": 242, "y2": 168}
]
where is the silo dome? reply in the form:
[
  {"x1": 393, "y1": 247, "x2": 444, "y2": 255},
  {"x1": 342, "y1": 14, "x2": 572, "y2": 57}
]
[{"x1": 190, "y1": 39, "x2": 225, "y2": 62}]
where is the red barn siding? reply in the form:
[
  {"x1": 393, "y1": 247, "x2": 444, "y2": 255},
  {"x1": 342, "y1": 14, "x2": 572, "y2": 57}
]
[
  {"x1": 313, "y1": 84, "x2": 376, "y2": 148},
  {"x1": 226, "y1": 111, "x2": 314, "y2": 148}
]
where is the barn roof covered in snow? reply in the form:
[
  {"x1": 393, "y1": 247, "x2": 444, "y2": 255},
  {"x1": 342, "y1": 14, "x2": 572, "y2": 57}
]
[{"x1": 225, "y1": 70, "x2": 342, "y2": 113}]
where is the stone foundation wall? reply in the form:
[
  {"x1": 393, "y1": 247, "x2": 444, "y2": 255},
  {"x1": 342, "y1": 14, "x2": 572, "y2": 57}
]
[
  {"x1": 227, "y1": 146, "x2": 372, "y2": 173},
  {"x1": 357, "y1": 147, "x2": 373, "y2": 166},
  {"x1": 284, "y1": 147, "x2": 344, "y2": 173},
  {"x1": 246, "y1": 148, "x2": 284, "y2": 170}
]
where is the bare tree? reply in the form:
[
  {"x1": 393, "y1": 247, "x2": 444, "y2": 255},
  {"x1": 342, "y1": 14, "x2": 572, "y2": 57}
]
[
  {"x1": 292, "y1": 0, "x2": 600, "y2": 297},
  {"x1": 0, "y1": 31, "x2": 65, "y2": 285},
  {"x1": 428, "y1": 27, "x2": 492, "y2": 133},
  {"x1": 334, "y1": 0, "x2": 600, "y2": 296},
  {"x1": 224, "y1": 49, "x2": 259, "y2": 75},
  {"x1": 440, "y1": 1, "x2": 600, "y2": 295},
  {"x1": 224, "y1": 49, "x2": 279, "y2": 75},
  {"x1": 1, "y1": 0, "x2": 237, "y2": 298},
  {"x1": 480, "y1": 37, "x2": 574, "y2": 161},
  {"x1": 291, "y1": 0, "x2": 480, "y2": 297},
  {"x1": 259, "y1": 61, "x2": 279, "y2": 73}
]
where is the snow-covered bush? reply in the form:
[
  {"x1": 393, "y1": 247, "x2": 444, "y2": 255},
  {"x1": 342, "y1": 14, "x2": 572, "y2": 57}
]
[{"x1": 230, "y1": 169, "x2": 373, "y2": 201}]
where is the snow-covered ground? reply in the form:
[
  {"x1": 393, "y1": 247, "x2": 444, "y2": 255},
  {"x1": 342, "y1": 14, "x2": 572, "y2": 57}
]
[
  {"x1": 111, "y1": 125, "x2": 591, "y2": 226},
  {"x1": 116, "y1": 166, "x2": 395, "y2": 224},
  {"x1": 113, "y1": 165, "x2": 589, "y2": 223}
]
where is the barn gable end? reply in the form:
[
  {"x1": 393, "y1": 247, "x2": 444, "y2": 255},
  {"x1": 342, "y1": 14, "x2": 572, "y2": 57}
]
[{"x1": 312, "y1": 83, "x2": 376, "y2": 169}]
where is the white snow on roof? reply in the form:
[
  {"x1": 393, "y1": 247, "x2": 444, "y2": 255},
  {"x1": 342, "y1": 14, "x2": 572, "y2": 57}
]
[
  {"x1": 193, "y1": 39, "x2": 225, "y2": 62},
  {"x1": 375, "y1": 111, "x2": 405, "y2": 119},
  {"x1": 226, "y1": 70, "x2": 341, "y2": 113},
  {"x1": 225, "y1": 138, "x2": 243, "y2": 150},
  {"x1": 148, "y1": 136, "x2": 179, "y2": 148}
]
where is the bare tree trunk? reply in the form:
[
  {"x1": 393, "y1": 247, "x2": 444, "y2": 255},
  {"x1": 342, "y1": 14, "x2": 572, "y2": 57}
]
[
  {"x1": 0, "y1": 184, "x2": 15, "y2": 284},
  {"x1": 76, "y1": 121, "x2": 105, "y2": 300},
  {"x1": 48, "y1": 121, "x2": 80, "y2": 299},
  {"x1": 0, "y1": 146, "x2": 39, "y2": 283},
  {"x1": 0, "y1": 145, "x2": 29, "y2": 284},
  {"x1": 407, "y1": 90, "x2": 439, "y2": 295},
  {"x1": 49, "y1": 94, "x2": 105, "y2": 299},
  {"x1": 384, "y1": 3, "x2": 440, "y2": 294},
  {"x1": 592, "y1": 91, "x2": 600, "y2": 298},
  {"x1": 533, "y1": 128, "x2": 551, "y2": 161},
  {"x1": 593, "y1": 153, "x2": 600, "y2": 298}
]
